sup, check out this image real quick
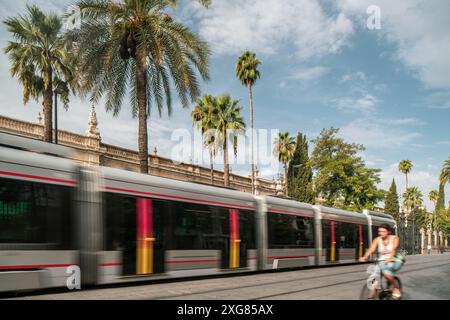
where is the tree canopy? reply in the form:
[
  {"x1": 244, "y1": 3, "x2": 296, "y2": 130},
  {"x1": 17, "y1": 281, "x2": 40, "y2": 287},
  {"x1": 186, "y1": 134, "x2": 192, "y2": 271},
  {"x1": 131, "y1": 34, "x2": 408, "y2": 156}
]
[{"x1": 310, "y1": 127, "x2": 383, "y2": 210}]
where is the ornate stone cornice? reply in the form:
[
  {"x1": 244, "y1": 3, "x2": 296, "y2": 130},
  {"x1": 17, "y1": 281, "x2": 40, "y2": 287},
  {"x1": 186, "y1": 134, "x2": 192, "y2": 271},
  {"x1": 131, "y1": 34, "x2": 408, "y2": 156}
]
[{"x1": 0, "y1": 114, "x2": 276, "y2": 195}]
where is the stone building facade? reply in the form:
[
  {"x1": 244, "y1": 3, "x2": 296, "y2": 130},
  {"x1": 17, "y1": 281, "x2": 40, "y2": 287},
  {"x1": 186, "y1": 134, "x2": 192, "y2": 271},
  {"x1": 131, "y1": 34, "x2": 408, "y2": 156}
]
[{"x1": 0, "y1": 110, "x2": 282, "y2": 196}]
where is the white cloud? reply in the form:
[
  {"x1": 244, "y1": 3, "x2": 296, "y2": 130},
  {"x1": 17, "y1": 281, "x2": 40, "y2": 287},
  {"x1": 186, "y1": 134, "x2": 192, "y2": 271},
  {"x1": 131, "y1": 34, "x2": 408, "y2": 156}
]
[
  {"x1": 289, "y1": 66, "x2": 330, "y2": 81},
  {"x1": 384, "y1": 118, "x2": 426, "y2": 126},
  {"x1": 332, "y1": 94, "x2": 379, "y2": 113},
  {"x1": 339, "y1": 117, "x2": 422, "y2": 149},
  {"x1": 339, "y1": 71, "x2": 366, "y2": 83},
  {"x1": 186, "y1": 0, "x2": 353, "y2": 59},
  {"x1": 379, "y1": 162, "x2": 450, "y2": 212},
  {"x1": 338, "y1": 0, "x2": 450, "y2": 90},
  {"x1": 436, "y1": 141, "x2": 450, "y2": 146}
]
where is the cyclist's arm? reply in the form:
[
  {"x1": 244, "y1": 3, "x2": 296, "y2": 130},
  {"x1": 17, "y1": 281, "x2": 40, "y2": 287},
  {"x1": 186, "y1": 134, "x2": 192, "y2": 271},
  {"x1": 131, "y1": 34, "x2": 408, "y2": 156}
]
[
  {"x1": 361, "y1": 237, "x2": 378, "y2": 260},
  {"x1": 387, "y1": 236, "x2": 400, "y2": 260}
]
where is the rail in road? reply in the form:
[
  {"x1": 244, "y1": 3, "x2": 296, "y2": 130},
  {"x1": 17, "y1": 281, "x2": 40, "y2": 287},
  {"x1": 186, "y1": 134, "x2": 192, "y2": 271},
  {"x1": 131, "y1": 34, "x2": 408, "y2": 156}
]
[{"x1": 6, "y1": 254, "x2": 450, "y2": 300}]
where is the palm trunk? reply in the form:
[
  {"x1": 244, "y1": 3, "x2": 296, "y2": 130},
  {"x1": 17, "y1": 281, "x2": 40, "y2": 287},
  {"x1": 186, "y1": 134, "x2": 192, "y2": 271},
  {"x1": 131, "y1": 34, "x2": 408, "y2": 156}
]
[
  {"x1": 284, "y1": 163, "x2": 288, "y2": 196},
  {"x1": 136, "y1": 45, "x2": 149, "y2": 174},
  {"x1": 223, "y1": 133, "x2": 229, "y2": 187},
  {"x1": 210, "y1": 149, "x2": 214, "y2": 185},
  {"x1": 248, "y1": 82, "x2": 255, "y2": 194},
  {"x1": 405, "y1": 174, "x2": 408, "y2": 190},
  {"x1": 43, "y1": 71, "x2": 53, "y2": 143}
]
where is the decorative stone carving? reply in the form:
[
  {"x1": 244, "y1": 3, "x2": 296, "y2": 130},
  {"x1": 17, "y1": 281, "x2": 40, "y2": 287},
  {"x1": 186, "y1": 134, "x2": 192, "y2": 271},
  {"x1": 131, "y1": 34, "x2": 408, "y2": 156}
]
[
  {"x1": 36, "y1": 112, "x2": 42, "y2": 125},
  {"x1": 86, "y1": 106, "x2": 101, "y2": 140},
  {"x1": 0, "y1": 114, "x2": 278, "y2": 196}
]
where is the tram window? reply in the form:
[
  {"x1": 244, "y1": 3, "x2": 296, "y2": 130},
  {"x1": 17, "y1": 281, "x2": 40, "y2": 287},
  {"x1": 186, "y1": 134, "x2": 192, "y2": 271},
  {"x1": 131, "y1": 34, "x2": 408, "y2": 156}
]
[
  {"x1": 239, "y1": 210, "x2": 256, "y2": 250},
  {"x1": 337, "y1": 222, "x2": 357, "y2": 249},
  {"x1": 321, "y1": 220, "x2": 360, "y2": 249},
  {"x1": 173, "y1": 202, "x2": 216, "y2": 250},
  {"x1": 0, "y1": 177, "x2": 71, "y2": 247},
  {"x1": 268, "y1": 213, "x2": 315, "y2": 249},
  {"x1": 372, "y1": 226, "x2": 379, "y2": 239},
  {"x1": 362, "y1": 225, "x2": 369, "y2": 248},
  {"x1": 104, "y1": 193, "x2": 136, "y2": 251}
]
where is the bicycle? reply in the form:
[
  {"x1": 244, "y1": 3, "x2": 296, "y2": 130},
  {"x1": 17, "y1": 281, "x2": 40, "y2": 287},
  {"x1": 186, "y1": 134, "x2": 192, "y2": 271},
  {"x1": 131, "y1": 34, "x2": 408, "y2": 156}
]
[{"x1": 359, "y1": 259, "x2": 402, "y2": 300}]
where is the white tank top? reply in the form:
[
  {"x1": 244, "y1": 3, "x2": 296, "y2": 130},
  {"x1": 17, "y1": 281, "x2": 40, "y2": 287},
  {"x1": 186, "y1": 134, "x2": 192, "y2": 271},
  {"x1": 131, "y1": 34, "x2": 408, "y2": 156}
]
[{"x1": 378, "y1": 236, "x2": 394, "y2": 260}]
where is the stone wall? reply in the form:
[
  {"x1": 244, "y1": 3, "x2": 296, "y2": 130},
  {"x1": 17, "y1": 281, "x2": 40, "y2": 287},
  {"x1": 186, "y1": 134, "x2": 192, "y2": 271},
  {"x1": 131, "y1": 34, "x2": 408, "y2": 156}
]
[{"x1": 0, "y1": 114, "x2": 277, "y2": 195}]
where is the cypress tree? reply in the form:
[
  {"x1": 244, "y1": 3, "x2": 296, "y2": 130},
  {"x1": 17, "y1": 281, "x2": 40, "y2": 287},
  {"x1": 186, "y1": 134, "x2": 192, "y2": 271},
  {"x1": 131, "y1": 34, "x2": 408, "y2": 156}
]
[
  {"x1": 287, "y1": 133, "x2": 314, "y2": 203},
  {"x1": 436, "y1": 182, "x2": 445, "y2": 212},
  {"x1": 384, "y1": 178, "x2": 400, "y2": 222}
]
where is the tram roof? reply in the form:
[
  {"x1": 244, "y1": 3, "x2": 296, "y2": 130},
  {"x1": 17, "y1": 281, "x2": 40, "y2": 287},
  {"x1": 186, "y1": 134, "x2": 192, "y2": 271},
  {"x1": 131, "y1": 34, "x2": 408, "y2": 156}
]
[
  {"x1": 100, "y1": 166, "x2": 256, "y2": 205},
  {"x1": 0, "y1": 132, "x2": 73, "y2": 158},
  {"x1": 262, "y1": 195, "x2": 315, "y2": 213}
]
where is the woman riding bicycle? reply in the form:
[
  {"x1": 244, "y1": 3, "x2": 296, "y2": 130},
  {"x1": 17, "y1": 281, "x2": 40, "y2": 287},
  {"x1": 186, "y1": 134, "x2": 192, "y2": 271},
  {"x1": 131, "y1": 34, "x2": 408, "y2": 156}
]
[{"x1": 359, "y1": 223, "x2": 404, "y2": 299}]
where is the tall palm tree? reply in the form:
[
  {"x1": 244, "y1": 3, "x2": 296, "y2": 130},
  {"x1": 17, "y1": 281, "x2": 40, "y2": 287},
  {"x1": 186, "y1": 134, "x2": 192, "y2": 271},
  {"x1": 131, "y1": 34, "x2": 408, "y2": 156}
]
[
  {"x1": 192, "y1": 94, "x2": 218, "y2": 184},
  {"x1": 4, "y1": 5, "x2": 76, "y2": 143},
  {"x1": 429, "y1": 189, "x2": 439, "y2": 235},
  {"x1": 236, "y1": 51, "x2": 261, "y2": 194},
  {"x1": 212, "y1": 95, "x2": 245, "y2": 187},
  {"x1": 429, "y1": 190, "x2": 439, "y2": 211},
  {"x1": 69, "y1": 0, "x2": 210, "y2": 174},
  {"x1": 273, "y1": 132, "x2": 296, "y2": 196},
  {"x1": 403, "y1": 187, "x2": 423, "y2": 213},
  {"x1": 440, "y1": 156, "x2": 450, "y2": 185},
  {"x1": 398, "y1": 160, "x2": 413, "y2": 190}
]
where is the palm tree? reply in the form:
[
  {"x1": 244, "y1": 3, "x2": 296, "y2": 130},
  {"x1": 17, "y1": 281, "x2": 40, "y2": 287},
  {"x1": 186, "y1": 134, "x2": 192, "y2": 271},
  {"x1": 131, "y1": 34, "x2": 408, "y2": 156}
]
[
  {"x1": 429, "y1": 190, "x2": 439, "y2": 211},
  {"x1": 212, "y1": 95, "x2": 245, "y2": 187},
  {"x1": 69, "y1": 0, "x2": 210, "y2": 174},
  {"x1": 4, "y1": 5, "x2": 76, "y2": 143},
  {"x1": 429, "y1": 189, "x2": 439, "y2": 234},
  {"x1": 398, "y1": 160, "x2": 413, "y2": 190},
  {"x1": 403, "y1": 187, "x2": 423, "y2": 213},
  {"x1": 273, "y1": 132, "x2": 296, "y2": 196},
  {"x1": 440, "y1": 156, "x2": 450, "y2": 185},
  {"x1": 236, "y1": 51, "x2": 261, "y2": 194},
  {"x1": 192, "y1": 94, "x2": 218, "y2": 184}
]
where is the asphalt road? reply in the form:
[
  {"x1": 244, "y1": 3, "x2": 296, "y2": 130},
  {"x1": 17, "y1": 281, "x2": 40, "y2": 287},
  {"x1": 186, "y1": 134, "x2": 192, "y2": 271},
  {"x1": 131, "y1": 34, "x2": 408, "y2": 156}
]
[{"x1": 7, "y1": 254, "x2": 450, "y2": 300}]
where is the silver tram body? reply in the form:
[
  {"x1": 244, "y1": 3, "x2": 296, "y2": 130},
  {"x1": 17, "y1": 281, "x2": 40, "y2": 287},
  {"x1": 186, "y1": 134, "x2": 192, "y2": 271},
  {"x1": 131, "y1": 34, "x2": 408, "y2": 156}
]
[{"x1": 0, "y1": 133, "x2": 396, "y2": 293}]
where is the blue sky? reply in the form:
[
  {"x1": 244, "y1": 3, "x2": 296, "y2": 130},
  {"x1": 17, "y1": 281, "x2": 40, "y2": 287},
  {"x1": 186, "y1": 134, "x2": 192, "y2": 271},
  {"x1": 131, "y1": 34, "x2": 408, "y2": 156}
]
[{"x1": 0, "y1": 0, "x2": 449, "y2": 210}]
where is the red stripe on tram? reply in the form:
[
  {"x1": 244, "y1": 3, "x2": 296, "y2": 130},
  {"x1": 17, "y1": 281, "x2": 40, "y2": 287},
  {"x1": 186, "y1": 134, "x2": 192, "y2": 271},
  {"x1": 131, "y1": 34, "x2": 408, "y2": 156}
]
[
  {"x1": 105, "y1": 186, "x2": 255, "y2": 210},
  {"x1": 0, "y1": 171, "x2": 76, "y2": 185}
]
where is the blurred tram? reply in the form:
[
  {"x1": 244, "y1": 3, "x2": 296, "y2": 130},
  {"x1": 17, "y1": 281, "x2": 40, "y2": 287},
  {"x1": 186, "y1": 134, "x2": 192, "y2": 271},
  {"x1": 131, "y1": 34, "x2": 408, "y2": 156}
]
[{"x1": 0, "y1": 133, "x2": 396, "y2": 293}]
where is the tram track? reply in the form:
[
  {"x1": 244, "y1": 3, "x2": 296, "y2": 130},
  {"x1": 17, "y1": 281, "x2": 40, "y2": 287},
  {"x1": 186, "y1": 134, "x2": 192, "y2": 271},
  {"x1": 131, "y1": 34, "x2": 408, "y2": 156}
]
[{"x1": 150, "y1": 256, "x2": 450, "y2": 300}]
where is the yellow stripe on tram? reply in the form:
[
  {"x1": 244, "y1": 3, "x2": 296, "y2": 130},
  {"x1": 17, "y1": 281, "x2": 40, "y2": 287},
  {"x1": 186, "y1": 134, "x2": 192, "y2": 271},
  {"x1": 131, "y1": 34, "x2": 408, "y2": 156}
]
[{"x1": 330, "y1": 241, "x2": 336, "y2": 262}]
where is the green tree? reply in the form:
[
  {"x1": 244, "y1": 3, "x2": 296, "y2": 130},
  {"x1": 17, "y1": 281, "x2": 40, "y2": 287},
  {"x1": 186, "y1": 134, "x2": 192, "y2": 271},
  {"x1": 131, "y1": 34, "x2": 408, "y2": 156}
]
[
  {"x1": 236, "y1": 51, "x2": 261, "y2": 194},
  {"x1": 429, "y1": 189, "x2": 439, "y2": 231},
  {"x1": 310, "y1": 127, "x2": 383, "y2": 210},
  {"x1": 398, "y1": 159, "x2": 413, "y2": 190},
  {"x1": 273, "y1": 132, "x2": 296, "y2": 196},
  {"x1": 212, "y1": 94, "x2": 246, "y2": 187},
  {"x1": 440, "y1": 156, "x2": 450, "y2": 185},
  {"x1": 436, "y1": 183, "x2": 446, "y2": 213},
  {"x1": 287, "y1": 133, "x2": 314, "y2": 203},
  {"x1": 192, "y1": 94, "x2": 218, "y2": 184},
  {"x1": 3, "y1": 5, "x2": 76, "y2": 143},
  {"x1": 385, "y1": 179, "x2": 400, "y2": 222},
  {"x1": 403, "y1": 187, "x2": 423, "y2": 213},
  {"x1": 69, "y1": 0, "x2": 210, "y2": 174}
]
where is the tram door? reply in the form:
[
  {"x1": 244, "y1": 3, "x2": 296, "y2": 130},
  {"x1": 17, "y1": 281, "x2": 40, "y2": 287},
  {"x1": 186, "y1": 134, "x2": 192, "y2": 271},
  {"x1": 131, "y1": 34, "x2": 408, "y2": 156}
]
[
  {"x1": 221, "y1": 209, "x2": 248, "y2": 269},
  {"x1": 325, "y1": 221, "x2": 340, "y2": 263},
  {"x1": 136, "y1": 198, "x2": 165, "y2": 275},
  {"x1": 122, "y1": 198, "x2": 165, "y2": 276}
]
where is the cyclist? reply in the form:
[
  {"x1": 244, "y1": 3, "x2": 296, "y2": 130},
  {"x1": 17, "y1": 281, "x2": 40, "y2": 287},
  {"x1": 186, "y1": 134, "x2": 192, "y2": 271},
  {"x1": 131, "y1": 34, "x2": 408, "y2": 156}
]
[{"x1": 359, "y1": 223, "x2": 404, "y2": 299}]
